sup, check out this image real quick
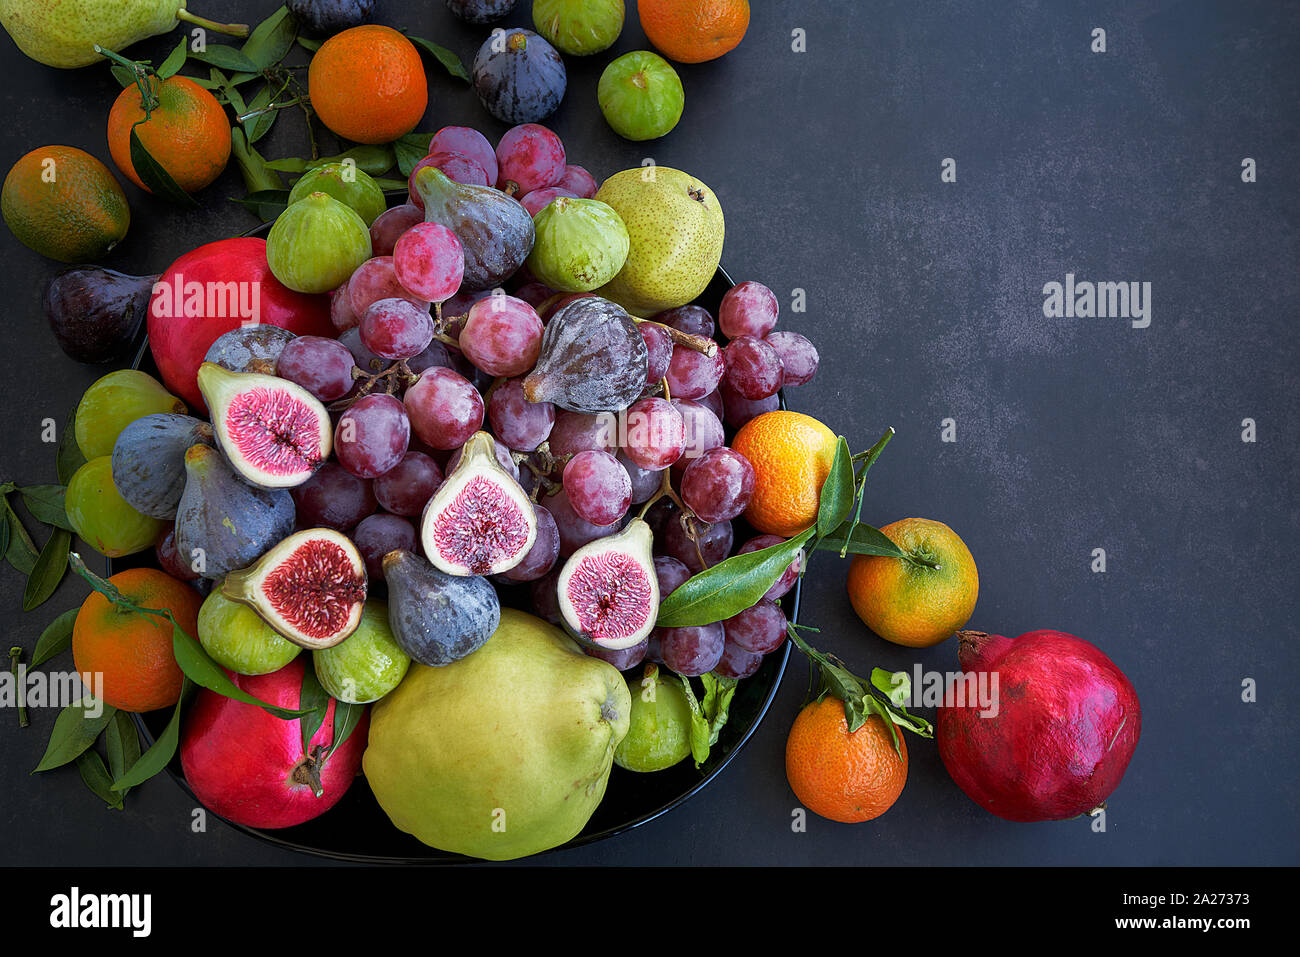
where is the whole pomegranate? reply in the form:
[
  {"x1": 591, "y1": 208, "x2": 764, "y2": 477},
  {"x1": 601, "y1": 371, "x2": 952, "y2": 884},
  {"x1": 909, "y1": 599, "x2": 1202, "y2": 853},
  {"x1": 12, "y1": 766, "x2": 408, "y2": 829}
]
[
  {"x1": 180, "y1": 657, "x2": 368, "y2": 829},
  {"x1": 936, "y1": 629, "x2": 1140, "y2": 822}
]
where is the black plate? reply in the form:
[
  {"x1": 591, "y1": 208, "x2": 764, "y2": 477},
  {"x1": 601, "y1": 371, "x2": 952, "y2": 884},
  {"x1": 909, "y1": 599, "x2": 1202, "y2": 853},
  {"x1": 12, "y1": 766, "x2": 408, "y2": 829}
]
[{"x1": 118, "y1": 247, "x2": 795, "y2": 863}]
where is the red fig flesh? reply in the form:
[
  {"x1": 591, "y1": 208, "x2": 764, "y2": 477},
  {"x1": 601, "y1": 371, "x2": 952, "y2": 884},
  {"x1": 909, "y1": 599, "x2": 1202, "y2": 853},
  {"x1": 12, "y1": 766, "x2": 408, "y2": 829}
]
[
  {"x1": 180, "y1": 657, "x2": 368, "y2": 828},
  {"x1": 936, "y1": 629, "x2": 1141, "y2": 822}
]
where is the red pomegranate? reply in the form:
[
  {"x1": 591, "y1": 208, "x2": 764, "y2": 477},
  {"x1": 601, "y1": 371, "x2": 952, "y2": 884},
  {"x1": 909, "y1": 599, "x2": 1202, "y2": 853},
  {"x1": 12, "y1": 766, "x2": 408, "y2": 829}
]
[
  {"x1": 936, "y1": 629, "x2": 1140, "y2": 822},
  {"x1": 148, "y1": 238, "x2": 333, "y2": 411},
  {"x1": 180, "y1": 657, "x2": 368, "y2": 829}
]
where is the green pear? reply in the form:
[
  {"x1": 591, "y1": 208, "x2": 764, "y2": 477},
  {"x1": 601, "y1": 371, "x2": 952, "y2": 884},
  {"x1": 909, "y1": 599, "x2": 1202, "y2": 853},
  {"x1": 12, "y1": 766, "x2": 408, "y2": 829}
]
[
  {"x1": 0, "y1": 0, "x2": 246, "y2": 70},
  {"x1": 594, "y1": 166, "x2": 725, "y2": 317},
  {"x1": 363, "y1": 608, "x2": 632, "y2": 861}
]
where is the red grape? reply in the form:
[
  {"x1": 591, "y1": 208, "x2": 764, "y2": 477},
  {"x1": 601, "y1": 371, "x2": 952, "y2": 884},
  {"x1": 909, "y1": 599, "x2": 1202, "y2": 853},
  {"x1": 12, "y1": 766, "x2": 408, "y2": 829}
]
[
  {"x1": 714, "y1": 639, "x2": 763, "y2": 679},
  {"x1": 665, "y1": 344, "x2": 725, "y2": 400},
  {"x1": 680, "y1": 447, "x2": 756, "y2": 524},
  {"x1": 446, "y1": 434, "x2": 520, "y2": 480},
  {"x1": 662, "y1": 516, "x2": 732, "y2": 573},
  {"x1": 583, "y1": 640, "x2": 648, "y2": 671},
  {"x1": 495, "y1": 123, "x2": 565, "y2": 194},
  {"x1": 519, "y1": 185, "x2": 578, "y2": 217},
  {"x1": 548, "y1": 410, "x2": 616, "y2": 457},
  {"x1": 653, "y1": 554, "x2": 691, "y2": 596},
  {"x1": 373, "y1": 451, "x2": 443, "y2": 516},
  {"x1": 276, "y1": 335, "x2": 357, "y2": 401},
  {"x1": 640, "y1": 322, "x2": 673, "y2": 387},
  {"x1": 393, "y1": 222, "x2": 465, "y2": 304},
  {"x1": 290, "y1": 461, "x2": 377, "y2": 530},
  {"x1": 671, "y1": 398, "x2": 725, "y2": 470},
  {"x1": 360, "y1": 298, "x2": 435, "y2": 360},
  {"x1": 654, "y1": 304, "x2": 713, "y2": 339},
  {"x1": 719, "y1": 281, "x2": 778, "y2": 339},
  {"x1": 622, "y1": 396, "x2": 684, "y2": 470},
  {"x1": 403, "y1": 366, "x2": 484, "y2": 450},
  {"x1": 723, "y1": 335, "x2": 784, "y2": 399},
  {"x1": 330, "y1": 285, "x2": 360, "y2": 333},
  {"x1": 658, "y1": 623, "x2": 724, "y2": 677},
  {"x1": 429, "y1": 126, "x2": 498, "y2": 184},
  {"x1": 334, "y1": 393, "x2": 410, "y2": 479},
  {"x1": 765, "y1": 330, "x2": 819, "y2": 387},
  {"x1": 545, "y1": 487, "x2": 619, "y2": 556},
  {"x1": 720, "y1": 382, "x2": 778, "y2": 429},
  {"x1": 369, "y1": 203, "x2": 423, "y2": 258},
  {"x1": 555, "y1": 164, "x2": 597, "y2": 198},
  {"x1": 619, "y1": 450, "x2": 663, "y2": 505},
  {"x1": 458, "y1": 294, "x2": 543, "y2": 376},
  {"x1": 722, "y1": 600, "x2": 788, "y2": 655},
  {"x1": 499, "y1": 503, "x2": 560, "y2": 582},
  {"x1": 563, "y1": 449, "x2": 631, "y2": 526},
  {"x1": 409, "y1": 151, "x2": 490, "y2": 210},
  {"x1": 352, "y1": 513, "x2": 417, "y2": 580},
  {"x1": 488, "y1": 376, "x2": 555, "y2": 451},
  {"x1": 348, "y1": 255, "x2": 427, "y2": 316}
]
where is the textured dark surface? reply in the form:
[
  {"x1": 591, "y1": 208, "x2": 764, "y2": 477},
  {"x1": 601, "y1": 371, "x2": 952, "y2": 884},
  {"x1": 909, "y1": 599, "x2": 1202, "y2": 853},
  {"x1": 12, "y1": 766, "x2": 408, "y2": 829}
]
[{"x1": 1, "y1": 1, "x2": 1297, "y2": 866}]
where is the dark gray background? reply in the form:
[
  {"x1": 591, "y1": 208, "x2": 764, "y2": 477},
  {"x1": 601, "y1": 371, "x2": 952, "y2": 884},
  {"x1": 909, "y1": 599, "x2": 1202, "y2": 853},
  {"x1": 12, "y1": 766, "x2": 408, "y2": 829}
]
[{"x1": 2, "y1": 0, "x2": 1296, "y2": 866}]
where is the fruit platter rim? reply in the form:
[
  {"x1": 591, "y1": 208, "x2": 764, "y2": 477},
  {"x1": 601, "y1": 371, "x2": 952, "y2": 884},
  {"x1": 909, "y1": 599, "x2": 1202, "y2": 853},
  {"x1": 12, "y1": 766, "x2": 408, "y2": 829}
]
[{"x1": 111, "y1": 245, "x2": 796, "y2": 863}]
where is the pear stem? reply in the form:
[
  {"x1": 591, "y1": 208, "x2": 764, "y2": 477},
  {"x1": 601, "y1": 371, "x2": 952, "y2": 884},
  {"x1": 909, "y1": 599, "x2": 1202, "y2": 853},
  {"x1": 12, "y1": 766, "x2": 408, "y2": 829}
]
[{"x1": 177, "y1": 8, "x2": 250, "y2": 37}]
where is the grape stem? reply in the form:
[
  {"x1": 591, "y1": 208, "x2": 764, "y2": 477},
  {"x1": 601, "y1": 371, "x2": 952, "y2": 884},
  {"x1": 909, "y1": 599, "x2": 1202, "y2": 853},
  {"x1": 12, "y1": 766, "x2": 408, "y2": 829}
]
[
  {"x1": 634, "y1": 318, "x2": 718, "y2": 357},
  {"x1": 330, "y1": 360, "x2": 418, "y2": 410}
]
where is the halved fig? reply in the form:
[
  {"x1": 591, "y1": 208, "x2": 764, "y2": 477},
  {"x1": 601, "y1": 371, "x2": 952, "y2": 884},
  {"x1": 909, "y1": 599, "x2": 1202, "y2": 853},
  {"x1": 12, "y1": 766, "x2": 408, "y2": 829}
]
[
  {"x1": 197, "y1": 362, "x2": 331, "y2": 489},
  {"x1": 557, "y1": 518, "x2": 660, "y2": 650},
  {"x1": 383, "y1": 549, "x2": 501, "y2": 666},
  {"x1": 222, "y1": 528, "x2": 367, "y2": 650},
  {"x1": 420, "y1": 431, "x2": 537, "y2": 576}
]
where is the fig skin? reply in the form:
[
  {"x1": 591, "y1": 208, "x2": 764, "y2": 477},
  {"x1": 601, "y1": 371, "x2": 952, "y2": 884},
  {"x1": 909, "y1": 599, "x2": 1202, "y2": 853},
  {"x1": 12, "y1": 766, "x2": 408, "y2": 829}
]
[
  {"x1": 174, "y1": 445, "x2": 297, "y2": 582},
  {"x1": 936, "y1": 629, "x2": 1141, "y2": 823},
  {"x1": 523, "y1": 296, "x2": 648, "y2": 414},
  {"x1": 111, "y1": 413, "x2": 214, "y2": 519},
  {"x1": 383, "y1": 550, "x2": 502, "y2": 666},
  {"x1": 526, "y1": 197, "x2": 629, "y2": 293}
]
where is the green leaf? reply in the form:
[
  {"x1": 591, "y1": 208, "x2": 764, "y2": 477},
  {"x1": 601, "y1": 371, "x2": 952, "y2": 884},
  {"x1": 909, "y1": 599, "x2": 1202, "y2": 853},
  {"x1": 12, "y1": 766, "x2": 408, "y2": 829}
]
[
  {"x1": 841, "y1": 428, "x2": 894, "y2": 556},
  {"x1": 23, "y1": 528, "x2": 70, "y2": 612},
  {"x1": 326, "y1": 700, "x2": 366, "y2": 759},
  {"x1": 656, "y1": 529, "x2": 815, "y2": 627},
  {"x1": 700, "y1": 673, "x2": 738, "y2": 747},
  {"x1": 241, "y1": 82, "x2": 277, "y2": 144},
  {"x1": 157, "y1": 37, "x2": 187, "y2": 78},
  {"x1": 129, "y1": 127, "x2": 200, "y2": 207},
  {"x1": 296, "y1": 36, "x2": 321, "y2": 53},
  {"x1": 112, "y1": 682, "x2": 187, "y2": 790},
  {"x1": 75, "y1": 749, "x2": 124, "y2": 810},
  {"x1": 33, "y1": 697, "x2": 117, "y2": 772},
  {"x1": 19, "y1": 485, "x2": 73, "y2": 532},
  {"x1": 393, "y1": 133, "x2": 434, "y2": 177},
  {"x1": 31, "y1": 608, "x2": 79, "y2": 668},
  {"x1": 677, "y1": 674, "x2": 711, "y2": 768},
  {"x1": 190, "y1": 44, "x2": 260, "y2": 73},
  {"x1": 816, "y1": 437, "x2": 855, "y2": 539},
  {"x1": 870, "y1": 667, "x2": 910, "y2": 707},
  {"x1": 298, "y1": 660, "x2": 330, "y2": 755},
  {"x1": 407, "y1": 35, "x2": 471, "y2": 82},
  {"x1": 0, "y1": 510, "x2": 8, "y2": 562},
  {"x1": 229, "y1": 189, "x2": 290, "y2": 216},
  {"x1": 110, "y1": 62, "x2": 142, "y2": 87},
  {"x1": 3, "y1": 500, "x2": 40, "y2": 575},
  {"x1": 105, "y1": 710, "x2": 142, "y2": 803},
  {"x1": 813, "y1": 521, "x2": 907, "y2": 559},
  {"x1": 242, "y1": 5, "x2": 296, "y2": 69},
  {"x1": 267, "y1": 144, "x2": 397, "y2": 177},
  {"x1": 56, "y1": 410, "x2": 86, "y2": 485},
  {"x1": 371, "y1": 177, "x2": 411, "y2": 191}
]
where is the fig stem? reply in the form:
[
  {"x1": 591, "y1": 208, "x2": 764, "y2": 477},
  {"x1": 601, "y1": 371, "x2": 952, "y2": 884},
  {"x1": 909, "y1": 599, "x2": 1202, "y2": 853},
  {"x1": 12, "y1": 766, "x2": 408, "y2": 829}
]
[
  {"x1": 9, "y1": 647, "x2": 27, "y2": 727},
  {"x1": 635, "y1": 318, "x2": 718, "y2": 357},
  {"x1": 176, "y1": 8, "x2": 250, "y2": 37}
]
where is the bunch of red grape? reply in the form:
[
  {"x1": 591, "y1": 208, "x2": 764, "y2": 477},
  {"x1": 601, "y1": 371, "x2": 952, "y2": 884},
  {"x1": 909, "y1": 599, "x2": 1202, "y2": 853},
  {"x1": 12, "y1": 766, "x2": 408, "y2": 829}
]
[{"x1": 267, "y1": 121, "x2": 820, "y2": 684}]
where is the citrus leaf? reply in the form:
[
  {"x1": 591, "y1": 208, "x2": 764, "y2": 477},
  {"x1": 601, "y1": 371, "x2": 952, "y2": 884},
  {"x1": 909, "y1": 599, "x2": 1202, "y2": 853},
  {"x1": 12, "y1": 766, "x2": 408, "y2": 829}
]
[
  {"x1": 19, "y1": 485, "x2": 73, "y2": 532},
  {"x1": 111, "y1": 62, "x2": 137, "y2": 87},
  {"x1": 56, "y1": 410, "x2": 86, "y2": 484},
  {"x1": 816, "y1": 436, "x2": 855, "y2": 539},
  {"x1": 407, "y1": 35, "x2": 471, "y2": 82},
  {"x1": 241, "y1": 82, "x2": 278, "y2": 144},
  {"x1": 105, "y1": 710, "x2": 142, "y2": 803},
  {"x1": 297, "y1": 36, "x2": 321, "y2": 53},
  {"x1": 393, "y1": 132, "x2": 435, "y2": 177},
  {"x1": 229, "y1": 189, "x2": 290, "y2": 216},
  {"x1": 0, "y1": 511, "x2": 8, "y2": 562},
  {"x1": 31, "y1": 608, "x2": 79, "y2": 668},
  {"x1": 157, "y1": 37, "x2": 187, "y2": 78},
  {"x1": 656, "y1": 529, "x2": 815, "y2": 627},
  {"x1": 242, "y1": 5, "x2": 296, "y2": 69},
  {"x1": 298, "y1": 660, "x2": 330, "y2": 755},
  {"x1": 75, "y1": 749, "x2": 124, "y2": 810},
  {"x1": 841, "y1": 428, "x2": 894, "y2": 556},
  {"x1": 677, "y1": 674, "x2": 710, "y2": 767},
  {"x1": 129, "y1": 127, "x2": 199, "y2": 207},
  {"x1": 267, "y1": 144, "x2": 396, "y2": 176},
  {"x1": 326, "y1": 700, "x2": 365, "y2": 760},
  {"x1": 871, "y1": 667, "x2": 910, "y2": 707},
  {"x1": 23, "y1": 528, "x2": 70, "y2": 612},
  {"x1": 3, "y1": 501, "x2": 40, "y2": 575},
  {"x1": 33, "y1": 697, "x2": 117, "y2": 772},
  {"x1": 813, "y1": 521, "x2": 907, "y2": 559},
  {"x1": 189, "y1": 44, "x2": 259, "y2": 73},
  {"x1": 700, "y1": 672, "x2": 738, "y2": 747},
  {"x1": 112, "y1": 682, "x2": 187, "y2": 790}
]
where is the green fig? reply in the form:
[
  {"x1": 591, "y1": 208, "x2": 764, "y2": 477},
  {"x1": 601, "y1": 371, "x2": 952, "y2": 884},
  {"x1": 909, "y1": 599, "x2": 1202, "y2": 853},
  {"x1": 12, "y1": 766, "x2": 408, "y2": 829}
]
[
  {"x1": 288, "y1": 163, "x2": 387, "y2": 226},
  {"x1": 526, "y1": 197, "x2": 630, "y2": 293},
  {"x1": 0, "y1": 0, "x2": 248, "y2": 70},
  {"x1": 266, "y1": 191, "x2": 372, "y2": 294}
]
